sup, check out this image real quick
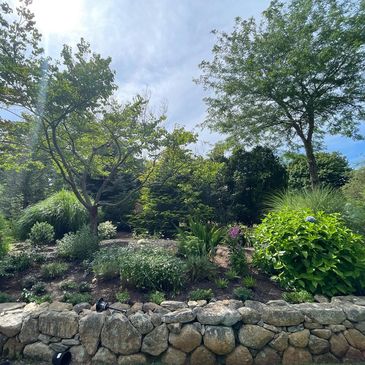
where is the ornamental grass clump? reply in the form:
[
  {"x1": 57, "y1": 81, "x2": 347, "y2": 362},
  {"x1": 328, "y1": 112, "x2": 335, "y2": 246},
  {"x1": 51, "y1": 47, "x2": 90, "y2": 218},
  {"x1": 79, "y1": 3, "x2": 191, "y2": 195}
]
[{"x1": 254, "y1": 208, "x2": 365, "y2": 296}]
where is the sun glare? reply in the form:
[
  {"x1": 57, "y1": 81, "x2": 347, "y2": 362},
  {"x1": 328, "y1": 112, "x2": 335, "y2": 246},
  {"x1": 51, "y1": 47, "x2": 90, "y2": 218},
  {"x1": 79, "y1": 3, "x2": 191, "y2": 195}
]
[{"x1": 29, "y1": 0, "x2": 84, "y2": 35}]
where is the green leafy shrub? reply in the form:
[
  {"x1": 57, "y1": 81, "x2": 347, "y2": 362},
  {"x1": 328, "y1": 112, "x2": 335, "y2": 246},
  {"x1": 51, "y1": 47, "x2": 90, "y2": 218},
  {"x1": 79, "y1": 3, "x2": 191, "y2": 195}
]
[
  {"x1": 0, "y1": 253, "x2": 32, "y2": 277},
  {"x1": 29, "y1": 222, "x2": 55, "y2": 245},
  {"x1": 189, "y1": 288, "x2": 214, "y2": 301},
  {"x1": 254, "y1": 208, "x2": 365, "y2": 296},
  {"x1": 115, "y1": 290, "x2": 130, "y2": 303},
  {"x1": 233, "y1": 287, "x2": 253, "y2": 300},
  {"x1": 178, "y1": 219, "x2": 224, "y2": 257},
  {"x1": 16, "y1": 190, "x2": 88, "y2": 239},
  {"x1": 41, "y1": 262, "x2": 69, "y2": 279},
  {"x1": 215, "y1": 278, "x2": 229, "y2": 289},
  {"x1": 230, "y1": 249, "x2": 248, "y2": 276},
  {"x1": 98, "y1": 221, "x2": 117, "y2": 240},
  {"x1": 225, "y1": 269, "x2": 239, "y2": 281},
  {"x1": 185, "y1": 256, "x2": 218, "y2": 282},
  {"x1": 79, "y1": 281, "x2": 92, "y2": 293},
  {"x1": 92, "y1": 247, "x2": 121, "y2": 280},
  {"x1": 119, "y1": 248, "x2": 185, "y2": 291},
  {"x1": 0, "y1": 292, "x2": 12, "y2": 303},
  {"x1": 63, "y1": 292, "x2": 92, "y2": 305},
  {"x1": 0, "y1": 214, "x2": 12, "y2": 258},
  {"x1": 242, "y1": 276, "x2": 256, "y2": 289},
  {"x1": 148, "y1": 291, "x2": 165, "y2": 305},
  {"x1": 21, "y1": 289, "x2": 51, "y2": 304},
  {"x1": 32, "y1": 281, "x2": 47, "y2": 295},
  {"x1": 282, "y1": 290, "x2": 314, "y2": 304},
  {"x1": 59, "y1": 280, "x2": 78, "y2": 291},
  {"x1": 57, "y1": 226, "x2": 99, "y2": 261}
]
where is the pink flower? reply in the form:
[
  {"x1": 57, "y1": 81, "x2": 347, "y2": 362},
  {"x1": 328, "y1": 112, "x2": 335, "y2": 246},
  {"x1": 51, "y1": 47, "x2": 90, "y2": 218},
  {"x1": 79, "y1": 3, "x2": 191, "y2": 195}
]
[{"x1": 228, "y1": 226, "x2": 241, "y2": 239}]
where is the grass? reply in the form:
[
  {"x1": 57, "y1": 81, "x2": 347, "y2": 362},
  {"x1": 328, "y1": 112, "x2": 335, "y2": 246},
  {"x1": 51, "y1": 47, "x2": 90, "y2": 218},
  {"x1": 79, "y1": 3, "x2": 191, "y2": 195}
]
[{"x1": 41, "y1": 262, "x2": 69, "y2": 279}]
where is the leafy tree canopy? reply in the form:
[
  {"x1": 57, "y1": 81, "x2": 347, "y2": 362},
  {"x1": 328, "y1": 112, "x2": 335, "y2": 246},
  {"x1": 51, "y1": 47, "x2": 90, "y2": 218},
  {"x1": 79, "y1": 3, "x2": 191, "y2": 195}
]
[
  {"x1": 198, "y1": 0, "x2": 365, "y2": 187},
  {"x1": 286, "y1": 151, "x2": 351, "y2": 189}
]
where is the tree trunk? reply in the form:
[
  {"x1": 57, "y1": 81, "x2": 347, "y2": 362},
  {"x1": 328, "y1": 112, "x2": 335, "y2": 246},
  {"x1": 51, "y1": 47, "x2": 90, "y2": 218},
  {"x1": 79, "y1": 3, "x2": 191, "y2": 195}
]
[
  {"x1": 303, "y1": 140, "x2": 319, "y2": 188},
  {"x1": 89, "y1": 205, "x2": 98, "y2": 236}
]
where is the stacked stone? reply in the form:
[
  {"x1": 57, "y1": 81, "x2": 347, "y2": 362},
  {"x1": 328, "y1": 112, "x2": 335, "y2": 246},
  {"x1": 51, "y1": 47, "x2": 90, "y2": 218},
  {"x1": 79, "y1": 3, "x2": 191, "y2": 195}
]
[{"x1": 0, "y1": 296, "x2": 365, "y2": 364}]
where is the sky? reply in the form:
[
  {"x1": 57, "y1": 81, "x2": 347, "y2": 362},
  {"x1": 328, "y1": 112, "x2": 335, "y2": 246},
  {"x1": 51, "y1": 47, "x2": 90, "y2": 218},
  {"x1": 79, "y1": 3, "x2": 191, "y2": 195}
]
[{"x1": 18, "y1": 0, "x2": 365, "y2": 166}]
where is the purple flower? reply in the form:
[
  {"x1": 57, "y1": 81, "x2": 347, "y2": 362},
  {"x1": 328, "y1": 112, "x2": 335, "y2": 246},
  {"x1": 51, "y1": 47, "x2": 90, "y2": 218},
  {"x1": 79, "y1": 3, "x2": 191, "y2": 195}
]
[{"x1": 228, "y1": 226, "x2": 241, "y2": 239}]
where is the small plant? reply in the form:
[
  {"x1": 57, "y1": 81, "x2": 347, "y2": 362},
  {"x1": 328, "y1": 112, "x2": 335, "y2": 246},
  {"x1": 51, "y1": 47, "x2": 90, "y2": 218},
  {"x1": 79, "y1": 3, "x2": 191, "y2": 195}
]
[
  {"x1": 189, "y1": 288, "x2": 214, "y2": 301},
  {"x1": 32, "y1": 281, "x2": 47, "y2": 295},
  {"x1": 59, "y1": 280, "x2": 78, "y2": 291},
  {"x1": 22, "y1": 275, "x2": 37, "y2": 289},
  {"x1": 242, "y1": 275, "x2": 256, "y2": 288},
  {"x1": 148, "y1": 291, "x2": 165, "y2": 305},
  {"x1": 282, "y1": 290, "x2": 314, "y2": 304},
  {"x1": 21, "y1": 289, "x2": 51, "y2": 304},
  {"x1": 63, "y1": 292, "x2": 92, "y2": 305},
  {"x1": 185, "y1": 256, "x2": 218, "y2": 282},
  {"x1": 115, "y1": 290, "x2": 130, "y2": 303},
  {"x1": 0, "y1": 292, "x2": 12, "y2": 303},
  {"x1": 7, "y1": 253, "x2": 32, "y2": 273},
  {"x1": 29, "y1": 222, "x2": 55, "y2": 246},
  {"x1": 79, "y1": 281, "x2": 92, "y2": 293},
  {"x1": 230, "y1": 249, "x2": 248, "y2": 276},
  {"x1": 233, "y1": 287, "x2": 253, "y2": 301},
  {"x1": 57, "y1": 226, "x2": 99, "y2": 261},
  {"x1": 92, "y1": 247, "x2": 121, "y2": 280},
  {"x1": 98, "y1": 221, "x2": 117, "y2": 240},
  {"x1": 0, "y1": 214, "x2": 12, "y2": 258},
  {"x1": 215, "y1": 278, "x2": 229, "y2": 289},
  {"x1": 225, "y1": 269, "x2": 239, "y2": 281},
  {"x1": 41, "y1": 262, "x2": 69, "y2": 279}
]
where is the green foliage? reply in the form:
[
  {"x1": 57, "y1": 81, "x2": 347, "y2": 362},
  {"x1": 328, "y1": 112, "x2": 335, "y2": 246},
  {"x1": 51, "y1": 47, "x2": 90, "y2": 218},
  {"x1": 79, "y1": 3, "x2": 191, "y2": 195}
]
[
  {"x1": 215, "y1": 147, "x2": 288, "y2": 224},
  {"x1": 63, "y1": 292, "x2": 92, "y2": 305},
  {"x1": 233, "y1": 287, "x2": 253, "y2": 301},
  {"x1": 16, "y1": 190, "x2": 88, "y2": 239},
  {"x1": 230, "y1": 249, "x2": 248, "y2": 276},
  {"x1": 119, "y1": 248, "x2": 186, "y2": 292},
  {"x1": 286, "y1": 152, "x2": 351, "y2": 189},
  {"x1": 79, "y1": 282, "x2": 92, "y2": 293},
  {"x1": 185, "y1": 256, "x2": 218, "y2": 283},
  {"x1": 215, "y1": 278, "x2": 229, "y2": 289},
  {"x1": 115, "y1": 290, "x2": 130, "y2": 303},
  {"x1": 21, "y1": 289, "x2": 52, "y2": 304},
  {"x1": 242, "y1": 276, "x2": 256, "y2": 289},
  {"x1": 57, "y1": 226, "x2": 99, "y2": 261},
  {"x1": 282, "y1": 290, "x2": 314, "y2": 304},
  {"x1": 60, "y1": 280, "x2": 78, "y2": 292},
  {"x1": 225, "y1": 269, "x2": 239, "y2": 281},
  {"x1": 267, "y1": 186, "x2": 345, "y2": 215},
  {"x1": 254, "y1": 209, "x2": 365, "y2": 296},
  {"x1": 41, "y1": 262, "x2": 69, "y2": 280},
  {"x1": 189, "y1": 288, "x2": 214, "y2": 301},
  {"x1": 198, "y1": 0, "x2": 365, "y2": 185},
  {"x1": 132, "y1": 136, "x2": 222, "y2": 237},
  {"x1": 98, "y1": 221, "x2": 117, "y2": 240},
  {"x1": 343, "y1": 167, "x2": 365, "y2": 202},
  {"x1": 29, "y1": 222, "x2": 55, "y2": 246},
  {"x1": 0, "y1": 214, "x2": 12, "y2": 258},
  {"x1": 92, "y1": 247, "x2": 121, "y2": 280},
  {"x1": 148, "y1": 291, "x2": 166, "y2": 305},
  {"x1": 0, "y1": 292, "x2": 12, "y2": 303},
  {"x1": 31, "y1": 282, "x2": 47, "y2": 295},
  {"x1": 178, "y1": 219, "x2": 224, "y2": 258},
  {"x1": 0, "y1": 253, "x2": 32, "y2": 277}
]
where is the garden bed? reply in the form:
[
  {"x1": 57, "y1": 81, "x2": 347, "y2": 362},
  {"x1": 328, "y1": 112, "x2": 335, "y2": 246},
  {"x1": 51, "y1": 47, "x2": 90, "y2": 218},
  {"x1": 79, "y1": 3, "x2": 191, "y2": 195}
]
[{"x1": 0, "y1": 233, "x2": 283, "y2": 306}]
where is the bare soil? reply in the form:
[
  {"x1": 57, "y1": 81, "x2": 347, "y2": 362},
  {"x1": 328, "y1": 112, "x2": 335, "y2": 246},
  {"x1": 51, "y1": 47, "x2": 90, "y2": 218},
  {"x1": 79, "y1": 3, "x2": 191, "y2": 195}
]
[{"x1": 0, "y1": 233, "x2": 283, "y2": 305}]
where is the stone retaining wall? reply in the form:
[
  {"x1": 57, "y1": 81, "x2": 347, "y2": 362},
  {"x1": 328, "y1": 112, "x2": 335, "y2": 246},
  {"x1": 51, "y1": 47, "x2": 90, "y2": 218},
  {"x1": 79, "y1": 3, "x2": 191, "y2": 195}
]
[{"x1": 1, "y1": 297, "x2": 365, "y2": 364}]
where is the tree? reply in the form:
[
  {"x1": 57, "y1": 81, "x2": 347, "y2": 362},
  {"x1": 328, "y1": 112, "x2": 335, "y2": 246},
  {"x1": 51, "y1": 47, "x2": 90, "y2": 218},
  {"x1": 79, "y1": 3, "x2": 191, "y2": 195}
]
[
  {"x1": 132, "y1": 129, "x2": 222, "y2": 237},
  {"x1": 217, "y1": 146, "x2": 287, "y2": 224},
  {"x1": 197, "y1": 0, "x2": 365, "y2": 187},
  {"x1": 286, "y1": 151, "x2": 351, "y2": 189}
]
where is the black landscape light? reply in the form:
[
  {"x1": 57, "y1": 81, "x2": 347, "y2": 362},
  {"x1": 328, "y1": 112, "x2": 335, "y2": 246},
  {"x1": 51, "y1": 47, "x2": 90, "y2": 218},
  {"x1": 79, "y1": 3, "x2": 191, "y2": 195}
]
[
  {"x1": 96, "y1": 297, "x2": 126, "y2": 313},
  {"x1": 52, "y1": 351, "x2": 71, "y2": 365}
]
